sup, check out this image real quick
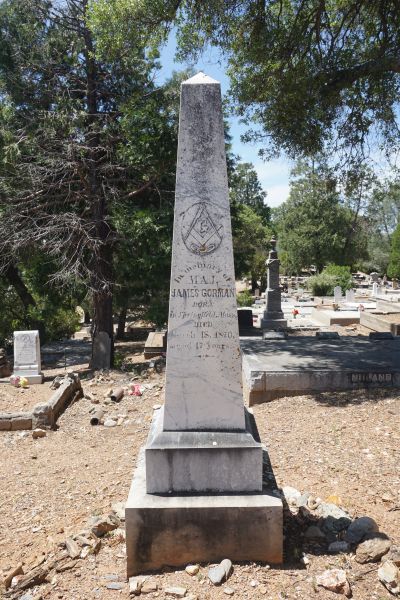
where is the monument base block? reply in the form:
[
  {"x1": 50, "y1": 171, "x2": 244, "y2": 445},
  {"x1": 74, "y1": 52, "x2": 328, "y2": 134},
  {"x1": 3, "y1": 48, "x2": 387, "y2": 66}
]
[
  {"x1": 13, "y1": 371, "x2": 44, "y2": 384},
  {"x1": 260, "y1": 318, "x2": 287, "y2": 330},
  {"x1": 125, "y1": 450, "x2": 283, "y2": 576},
  {"x1": 145, "y1": 407, "x2": 263, "y2": 493}
]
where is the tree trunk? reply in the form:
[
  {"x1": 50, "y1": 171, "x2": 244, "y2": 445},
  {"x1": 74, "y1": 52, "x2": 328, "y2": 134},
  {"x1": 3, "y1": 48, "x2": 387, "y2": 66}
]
[
  {"x1": 4, "y1": 263, "x2": 36, "y2": 310},
  {"x1": 116, "y1": 304, "x2": 127, "y2": 340},
  {"x1": 82, "y1": 7, "x2": 114, "y2": 367}
]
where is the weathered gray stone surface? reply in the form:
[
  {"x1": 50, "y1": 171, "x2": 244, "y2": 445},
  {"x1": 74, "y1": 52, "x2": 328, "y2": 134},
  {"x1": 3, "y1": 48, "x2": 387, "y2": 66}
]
[
  {"x1": 242, "y1": 336, "x2": 400, "y2": 404},
  {"x1": 125, "y1": 450, "x2": 283, "y2": 576},
  {"x1": 126, "y1": 73, "x2": 283, "y2": 573},
  {"x1": 145, "y1": 407, "x2": 262, "y2": 493},
  {"x1": 91, "y1": 331, "x2": 111, "y2": 370},
  {"x1": 163, "y1": 72, "x2": 244, "y2": 432},
  {"x1": 13, "y1": 330, "x2": 43, "y2": 384}
]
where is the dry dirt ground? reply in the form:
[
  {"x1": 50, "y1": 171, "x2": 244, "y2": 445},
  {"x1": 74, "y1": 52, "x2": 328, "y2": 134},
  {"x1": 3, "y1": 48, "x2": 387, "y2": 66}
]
[
  {"x1": 0, "y1": 382, "x2": 55, "y2": 414},
  {"x1": 0, "y1": 335, "x2": 399, "y2": 600}
]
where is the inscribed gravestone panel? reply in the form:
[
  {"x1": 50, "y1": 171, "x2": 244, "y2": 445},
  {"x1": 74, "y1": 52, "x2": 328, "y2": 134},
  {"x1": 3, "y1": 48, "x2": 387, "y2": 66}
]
[{"x1": 163, "y1": 73, "x2": 245, "y2": 432}]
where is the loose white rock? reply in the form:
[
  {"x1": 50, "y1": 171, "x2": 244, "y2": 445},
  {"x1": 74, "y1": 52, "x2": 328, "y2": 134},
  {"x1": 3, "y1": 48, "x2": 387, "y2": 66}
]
[
  {"x1": 164, "y1": 586, "x2": 187, "y2": 598},
  {"x1": 378, "y1": 560, "x2": 400, "y2": 595},
  {"x1": 103, "y1": 418, "x2": 117, "y2": 427},
  {"x1": 185, "y1": 564, "x2": 199, "y2": 576},
  {"x1": 316, "y1": 569, "x2": 351, "y2": 597}
]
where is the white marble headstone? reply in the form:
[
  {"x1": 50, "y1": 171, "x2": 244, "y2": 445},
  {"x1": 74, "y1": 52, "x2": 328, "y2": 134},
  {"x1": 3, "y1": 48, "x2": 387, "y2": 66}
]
[
  {"x1": 372, "y1": 282, "x2": 378, "y2": 297},
  {"x1": 163, "y1": 72, "x2": 245, "y2": 432},
  {"x1": 345, "y1": 289, "x2": 355, "y2": 303},
  {"x1": 333, "y1": 286, "x2": 342, "y2": 302},
  {"x1": 13, "y1": 330, "x2": 44, "y2": 384}
]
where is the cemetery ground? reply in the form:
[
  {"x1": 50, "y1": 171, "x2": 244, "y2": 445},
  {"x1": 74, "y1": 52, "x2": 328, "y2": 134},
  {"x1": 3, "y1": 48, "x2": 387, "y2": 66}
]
[{"x1": 0, "y1": 329, "x2": 399, "y2": 599}]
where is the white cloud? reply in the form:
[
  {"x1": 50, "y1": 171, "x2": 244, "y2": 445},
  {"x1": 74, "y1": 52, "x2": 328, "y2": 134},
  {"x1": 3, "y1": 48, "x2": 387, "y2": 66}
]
[{"x1": 264, "y1": 184, "x2": 290, "y2": 207}]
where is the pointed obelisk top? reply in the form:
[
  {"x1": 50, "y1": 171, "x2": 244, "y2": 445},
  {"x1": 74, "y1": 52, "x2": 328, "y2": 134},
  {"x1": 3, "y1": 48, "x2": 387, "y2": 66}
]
[{"x1": 183, "y1": 71, "x2": 220, "y2": 85}]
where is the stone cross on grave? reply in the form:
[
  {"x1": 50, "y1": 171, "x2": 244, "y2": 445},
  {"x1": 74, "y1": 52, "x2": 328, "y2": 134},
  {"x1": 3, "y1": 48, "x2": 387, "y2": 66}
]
[{"x1": 125, "y1": 72, "x2": 283, "y2": 576}]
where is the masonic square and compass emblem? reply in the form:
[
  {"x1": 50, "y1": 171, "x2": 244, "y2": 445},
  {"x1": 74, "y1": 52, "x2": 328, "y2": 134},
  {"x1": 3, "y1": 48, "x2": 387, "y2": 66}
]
[{"x1": 181, "y1": 202, "x2": 223, "y2": 255}]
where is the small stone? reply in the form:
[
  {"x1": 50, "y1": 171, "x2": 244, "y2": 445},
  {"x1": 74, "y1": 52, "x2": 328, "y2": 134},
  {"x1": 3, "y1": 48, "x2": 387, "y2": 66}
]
[
  {"x1": 185, "y1": 564, "x2": 199, "y2": 576},
  {"x1": 223, "y1": 587, "x2": 235, "y2": 595},
  {"x1": 32, "y1": 428, "x2": 46, "y2": 439},
  {"x1": 164, "y1": 586, "x2": 187, "y2": 597},
  {"x1": 129, "y1": 576, "x2": 145, "y2": 595},
  {"x1": 141, "y1": 580, "x2": 158, "y2": 593},
  {"x1": 111, "y1": 502, "x2": 125, "y2": 521},
  {"x1": 186, "y1": 595, "x2": 198, "y2": 600},
  {"x1": 307, "y1": 496, "x2": 320, "y2": 510},
  {"x1": 153, "y1": 404, "x2": 161, "y2": 410},
  {"x1": 345, "y1": 516, "x2": 379, "y2": 544},
  {"x1": 282, "y1": 486, "x2": 301, "y2": 502},
  {"x1": 106, "y1": 582, "x2": 124, "y2": 590},
  {"x1": 103, "y1": 418, "x2": 117, "y2": 427},
  {"x1": 328, "y1": 541, "x2": 350, "y2": 554},
  {"x1": 296, "y1": 492, "x2": 311, "y2": 508},
  {"x1": 378, "y1": 560, "x2": 400, "y2": 595},
  {"x1": 90, "y1": 514, "x2": 120, "y2": 537},
  {"x1": 65, "y1": 537, "x2": 80, "y2": 559},
  {"x1": 20, "y1": 594, "x2": 34, "y2": 600},
  {"x1": 383, "y1": 547, "x2": 400, "y2": 567},
  {"x1": 356, "y1": 533, "x2": 391, "y2": 563},
  {"x1": 316, "y1": 569, "x2": 351, "y2": 597},
  {"x1": 259, "y1": 586, "x2": 267, "y2": 595},
  {"x1": 304, "y1": 525, "x2": 326, "y2": 540},
  {"x1": 208, "y1": 559, "x2": 232, "y2": 585}
]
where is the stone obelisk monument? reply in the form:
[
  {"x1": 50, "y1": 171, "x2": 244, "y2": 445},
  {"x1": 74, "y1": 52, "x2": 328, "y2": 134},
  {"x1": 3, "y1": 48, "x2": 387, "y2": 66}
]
[
  {"x1": 125, "y1": 73, "x2": 282, "y2": 575},
  {"x1": 261, "y1": 236, "x2": 287, "y2": 329}
]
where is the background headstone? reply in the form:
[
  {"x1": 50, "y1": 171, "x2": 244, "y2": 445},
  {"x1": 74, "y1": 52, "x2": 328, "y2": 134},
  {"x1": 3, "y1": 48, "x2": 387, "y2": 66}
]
[
  {"x1": 91, "y1": 331, "x2": 111, "y2": 370},
  {"x1": 13, "y1": 330, "x2": 44, "y2": 384},
  {"x1": 334, "y1": 286, "x2": 342, "y2": 302}
]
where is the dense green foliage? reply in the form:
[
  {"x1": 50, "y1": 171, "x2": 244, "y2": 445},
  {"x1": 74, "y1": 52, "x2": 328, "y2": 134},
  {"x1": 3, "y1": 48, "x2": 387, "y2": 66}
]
[
  {"x1": 273, "y1": 161, "x2": 368, "y2": 274},
  {"x1": 307, "y1": 265, "x2": 353, "y2": 296},
  {"x1": 388, "y1": 222, "x2": 400, "y2": 279}
]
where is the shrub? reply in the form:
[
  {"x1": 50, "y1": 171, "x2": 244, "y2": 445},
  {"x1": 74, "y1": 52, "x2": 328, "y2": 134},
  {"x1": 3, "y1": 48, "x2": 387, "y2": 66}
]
[
  {"x1": 388, "y1": 223, "x2": 400, "y2": 279},
  {"x1": 323, "y1": 264, "x2": 353, "y2": 291},
  {"x1": 306, "y1": 273, "x2": 337, "y2": 296},
  {"x1": 237, "y1": 290, "x2": 253, "y2": 307}
]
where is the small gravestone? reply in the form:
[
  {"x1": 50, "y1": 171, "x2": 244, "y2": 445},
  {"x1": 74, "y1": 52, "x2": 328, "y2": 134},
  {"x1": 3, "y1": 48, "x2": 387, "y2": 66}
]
[
  {"x1": 392, "y1": 279, "x2": 399, "y2": 290},
  {"x1": 369, "y1": 332, "x2": 394, "y2": 340},
  {"x1": 125, "y1": 72, "x2": 282, "y2": 576},
  {"x1": 238, "y1": 308, "x2": 253, "y2": 331},
  {"x1": 91, "y1": 331, "x2": 111, "y2": 370},
  {"x1": 316, "y1": 331, "x2": 340, "y2": 339},
  {"x1": 372, "y1": 282, "x2": 378, "y2": 297},
  {"x1": 263, "y1": 331, "x2": 287, "y2": 340},
  {"x1": 13, "y1": 330, "x2": 44, "y2": 384},
  {"x1": 333, "y1": 286, "x2": 342, "y2": 302},
  {"x1": 345, "y1": 289, "x2": 355, "y2": 303}
]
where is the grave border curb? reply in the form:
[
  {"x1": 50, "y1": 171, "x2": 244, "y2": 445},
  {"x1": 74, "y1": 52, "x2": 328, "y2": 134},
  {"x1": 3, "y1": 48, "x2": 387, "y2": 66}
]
[{"x1": 0, "y1": 373, "x2": 82, "y2": 431}]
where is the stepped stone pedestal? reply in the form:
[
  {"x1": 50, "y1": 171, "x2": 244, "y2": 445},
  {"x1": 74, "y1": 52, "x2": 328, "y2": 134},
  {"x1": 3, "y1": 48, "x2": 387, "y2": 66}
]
[
  {"x1": 261, "y1": 237, "x2": 287, "y2": 329},
  {"x1": 125, "y1": 73, "x2": 283, "y2": 576}
]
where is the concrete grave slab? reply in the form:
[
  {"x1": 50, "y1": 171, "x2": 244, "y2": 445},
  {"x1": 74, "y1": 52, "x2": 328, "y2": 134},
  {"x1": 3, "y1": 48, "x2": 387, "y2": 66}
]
[
  {"x1": 310, "y1": 309, "x2": 360, "y2": 326},
  {"x1": 241, "y1": 336, "x2": 400, "y2": 404}
]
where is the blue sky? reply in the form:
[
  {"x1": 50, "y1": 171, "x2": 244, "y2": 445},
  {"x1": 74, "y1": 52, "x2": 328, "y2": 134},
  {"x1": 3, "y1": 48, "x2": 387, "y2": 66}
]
[{"x1": 156, "y1": 32, "x2": 292, "y2": 208}]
